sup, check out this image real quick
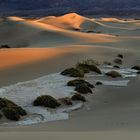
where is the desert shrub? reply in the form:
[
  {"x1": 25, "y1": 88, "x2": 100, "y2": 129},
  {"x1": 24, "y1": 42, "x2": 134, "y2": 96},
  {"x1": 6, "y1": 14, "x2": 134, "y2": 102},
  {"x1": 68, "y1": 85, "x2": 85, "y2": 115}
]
[
  {"x1": 71, "y1": 93, "x2": 86, "y2": 102},
  {"x1": 0, "y1": 98, "x2": 17, "y2": 109},
  {"x1": 76, "y1": 64, "x2": 90, "y2": 73},
  {"x1": 77, "y1": 59, "x2": 100, "y2": 66},
  {"x1": 75, "y1": 84, "x2": 93, "y2": 94},
  {"x1": 0, "y1": 98, "x2": 27, "y2": 121},
  {"x1": 131, "y1": 66, "x2": 140, "y2": 71},
  {"x1": 137, "y1": 71, "x2": 140, "y2": 74},
  {"x1": 59, "y1": 97, "x2": 72, "y2": 105},
  {"x1": 2, "y1": 107, "x2": 20, "y2": 121},
  {"x1": 114, "y1": 58, "x2": 122, "y2": 65},
  {"x1": 103, "y1": 61, "x2": 112, "y2": 65},
  {"x1": 0, "y1": 113, "x2": 2, "y2": 119},
  {"x1": 11, "y1": 106, "x2": 27, "y2": 116},
  {"x1": 117, "y1": 54, "x2": 123, "y2": 59},
  {"x1": 67, "y1": 79, "x2": 94, "y2": 88},
  {"x1": 96, "y1": 81, "x2": 103, "y2": 85},
  {"x1": 33, "y1": 95, "x2": 61, "y2": 108},
  {"x1": 76, "y1": 64, "x2": 102, "y2": 74},
  {"x1": 113, "y1": 65, "x2": 120, "y2": 69},
  {"x1": 105, "y1": 71, "x2": 121, "y2": 78},
  {"x1": 61, "y1": 68, "x2": 84, "y2": 77},
  {"x1": 0, "y1": 45, "x2": 11, "y2": 48}
]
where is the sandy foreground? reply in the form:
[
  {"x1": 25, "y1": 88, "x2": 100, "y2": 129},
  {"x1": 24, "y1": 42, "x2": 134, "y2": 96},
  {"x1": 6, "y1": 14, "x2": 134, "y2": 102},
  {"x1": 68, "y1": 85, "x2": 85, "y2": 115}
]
[{"x1": 0, "y1": 13, "x2": 140, "y2": 139}]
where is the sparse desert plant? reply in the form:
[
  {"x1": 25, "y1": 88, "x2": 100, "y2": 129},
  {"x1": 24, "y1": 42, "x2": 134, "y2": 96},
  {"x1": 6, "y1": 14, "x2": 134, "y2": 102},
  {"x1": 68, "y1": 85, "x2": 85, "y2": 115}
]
[
  {"x1": 0, "y1": 113, "x2": 2, "y2": 119},
  {"x1": 114, "y1": 58, "x2": 122, "y2": 65},
  {"x1": 113, "y1": 65, "x2": 120, "y2": 69},
  {"x1": 77, "y1": 59, "x2": 100, "y2": 66},
  {"x1": 105, "y1": 71, "x2": 122, "y2": 78},
  {"x1": 59, "y1": 97, "x2": 72, "y2": 105},
  {"x1": 0, "y1": 45, "x2": 11, "y2": 48},
  {"x1": 71, "y1": 93, "x2": 86, "y2": 102},
  {"x1": 76, "y1": 64, "x2": 90, "y2": 73},
  {"x1": 33, "y1": 95, "x2": 61, "y2": 108},
  {"x1": 11, "y1": 106, "x2": 27, "y2": 116},
  {"x1": 103, "y1": 61, "x2": 112, "y2": 65},
  {"x1": 0, "y1": 98, "x2": 17, "y2": 109},
  {"x1": 67, "y1": 79, "x2": 94, "y2": 88},
  {"x1": 0, "y1": 98, "x2": 27, "y2": 121},
  {"x1": 2, "y1": 107, "x2": 20, "y2": 121},
  {"x1": 61, "y1": 68, "x2": 84, "y2": 77},
  {"x1": 77, "y1": 64, "x2": 102, "y2": 74},
  {"x1": 75, "y1": 84, "x2": 93, "y2": 94},
  {"x1": 76, "y1": 59, "x2": 101, "y2": 74},
  {"x1": 96, "y1": 81, "x2": 103, "y2": 85},
  {"x1": 137, "y1": 71, "x2": 140, "y2": 74},
  {"x1": 131, "y1": 66, "x2": 140, "y2": 70},
  {"x1": 117, "y1": 54, "x2": 123, "y2": 59}
]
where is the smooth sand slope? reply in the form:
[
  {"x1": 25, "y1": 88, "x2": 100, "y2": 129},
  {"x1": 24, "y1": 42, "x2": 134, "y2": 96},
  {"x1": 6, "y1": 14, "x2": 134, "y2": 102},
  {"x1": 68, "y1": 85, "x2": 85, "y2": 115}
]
[
  {"x1": 0, "y1": 13, "x2": 140, "y2": 139},
  {"x1": 0, "y1": 14, "x2": 117, "y2": 48}
]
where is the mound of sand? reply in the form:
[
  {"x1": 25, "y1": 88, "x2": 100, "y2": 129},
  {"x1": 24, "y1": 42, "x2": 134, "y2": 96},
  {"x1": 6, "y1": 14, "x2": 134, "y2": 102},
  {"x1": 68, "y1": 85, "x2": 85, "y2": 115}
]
[
  {"x1": 37, "y1": 13, "x2": 108, "y2": 32},
  {"x1": 0, "y1": 15, "x2": 116, "y2": 48}
]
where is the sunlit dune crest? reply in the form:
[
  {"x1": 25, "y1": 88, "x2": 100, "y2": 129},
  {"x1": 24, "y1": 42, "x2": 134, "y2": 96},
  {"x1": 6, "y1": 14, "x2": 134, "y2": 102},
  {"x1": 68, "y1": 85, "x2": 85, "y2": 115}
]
[
  {"x1": 0, "y1": 13, "x2": 118, "y2": 48},
  {"x1": 101, "y1": 18, "x2": 126, "y2": 22},
  {"x1": 37, "y1": 13, "x2": 107, "y2": 32},
  {"x1": 5, "y1": 16, "x2": 25, "y2": 22}
]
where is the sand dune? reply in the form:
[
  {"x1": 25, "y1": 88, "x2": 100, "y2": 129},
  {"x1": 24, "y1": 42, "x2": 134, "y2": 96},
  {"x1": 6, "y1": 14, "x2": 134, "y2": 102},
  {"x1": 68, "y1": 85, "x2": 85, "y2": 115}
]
[
  {"x1": 0, "y1": 15, "x2": 118, "y2": 48},
  {"x1": 38, "y1": 13, "x2": 140, "y2": 35},
  {"x1": 38, "y1": 13, "x2": 116, "y2": 32},
  {"x1": 0, "y1": 13, "x2": 139, "y2": 49}
]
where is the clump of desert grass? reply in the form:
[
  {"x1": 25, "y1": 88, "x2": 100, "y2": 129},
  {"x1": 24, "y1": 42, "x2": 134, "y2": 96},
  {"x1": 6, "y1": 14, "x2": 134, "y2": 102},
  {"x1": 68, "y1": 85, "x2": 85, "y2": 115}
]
[
  {"x1": 67, "y1": 79, "x2": 94, "y2": 89},
  {"x1": 75, "y1": 84, "x2": 93, "y2": 94},
  {"x1": 61, "y1": 68, "x2": 84, "y2": 77},
  {"x1": 131, "y1": 65, "x2": 140, "y2": 70},
  {"x1": 0, "y1": 44, "x2": 11, "y2": 49},
  {"x1": 96, "y1": 81, "x2": 103, "y2": 85},
  {"x1": 59, "y1": 97, "x2": 73, "y2": 106},
  {"x1": 0, "y1": 98, "x2": 27, "y2": 121},
  {"x1": 76, "y1": 59, "x2": 102, "y2": 74},
  {"x1": 71, "y1": 93, "x2": 86, "y2": 102},
  {"x1": 105, "y1": 71, "x2": 122, "y2": 78},
  {"x1": 117, "y1": 54, "x2": 123, "y2": 59},
  {"x1": 33, "y1": 95, "x2": 61, "y2": 108},
  {"x1": 114, "y1": 58, "x2": 122, "y2": 65}
]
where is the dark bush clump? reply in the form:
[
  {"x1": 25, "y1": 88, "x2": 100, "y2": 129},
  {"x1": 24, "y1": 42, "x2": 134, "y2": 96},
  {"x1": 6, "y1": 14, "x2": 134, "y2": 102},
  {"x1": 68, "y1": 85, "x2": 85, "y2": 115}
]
[
  {"x1": 59, "y1": 97, "x2": 72, "y2": 106},
  {"x1": 33, "y1": 95, "x2": 61, "y2": 108},
  {"x1": 0, "y1": 45, "x2": 11, "y2": 49},
  {"x1": 105, "y1": 71, "x2": 122, "y2": 78},
  {"x1": 75, "y1": 84, "x2": 93, "y2": 94},
  {"x1": 71, "y1": 93, "x2": 86, "y2": 102},
  {"x1": 61, "y1": 68, "x2": 84, "y2": 77},
  {"x1": 131, "y1": 66, "x2": 140, "y2": 71},
  {"x1": 113, "y1": 65, "x2": 120, "y2": 69},
  {"x1": 0, "y1": 98, "x2": 27, "y2": 121},
  {"x1": 67, "y1": 79, "x2": 94, "y2": 89},
  {"x1": 2, "y1": 107, "x2": 20, "y2": 121},
  {"x1": 96, "y1": 81, "x2": 103, "y2": 85},
  {"x1": 0, "y1": 98, "x2": 17, "y2": 109},
  {"x1": 0, "y1": 113, "x2": 2, "y2": 119},
  {"x1": 114, "y1": 58, "x2": 122, "y2": 65},
  {"x1": 76, "y1": 64, "x2": 90, "y2": 73},
  {"x1": 77, "y1": 64, "x2": 102, "y2": 74},
  {"x1": 137, "y1": 71, "x2": 140, "y2": 74},
  {"x1": 117, "y1": 54, "x2": 123, "y2": 59},
  {"x1": 11, "y1": 106, "x2": 27, "y2": 116},
  {"x1": 104, "y1": 61, "x2": 112, "y2": 65}
]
